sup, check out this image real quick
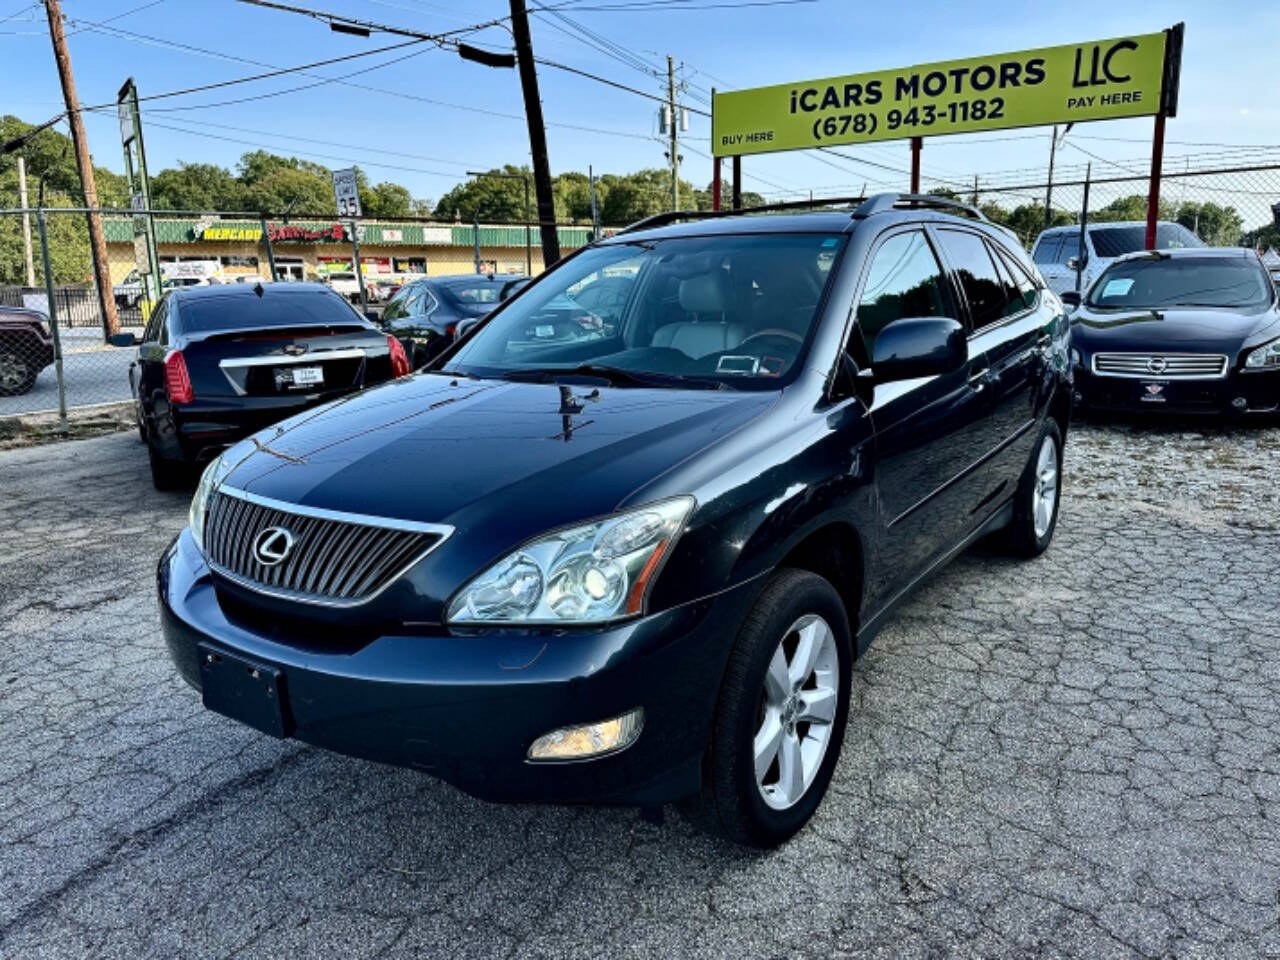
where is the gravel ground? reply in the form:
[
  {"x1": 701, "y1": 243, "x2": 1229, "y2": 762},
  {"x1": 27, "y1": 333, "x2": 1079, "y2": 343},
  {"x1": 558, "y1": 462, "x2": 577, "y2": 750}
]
[{"x1": 1, "y1": 419, "x2": 1278, "y2": 959}]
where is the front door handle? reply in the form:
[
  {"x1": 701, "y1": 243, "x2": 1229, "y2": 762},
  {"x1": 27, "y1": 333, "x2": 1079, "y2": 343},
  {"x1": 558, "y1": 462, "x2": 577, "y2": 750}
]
[{"x1": 968, "y1": 368, "x2": 990, "y2": 392}]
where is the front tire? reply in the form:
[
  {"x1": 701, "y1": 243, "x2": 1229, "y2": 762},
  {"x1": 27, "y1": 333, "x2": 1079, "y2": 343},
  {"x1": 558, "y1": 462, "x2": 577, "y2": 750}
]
[
  {"x1": 689, "y1": 568, "x2": 852, "y2": 847},
  {"x1": 1000, "y1": 420, "x2": 1063, "y2": 558},
  {"x1": 0, "y1": 349, "x2": 36, "y2": 396}
]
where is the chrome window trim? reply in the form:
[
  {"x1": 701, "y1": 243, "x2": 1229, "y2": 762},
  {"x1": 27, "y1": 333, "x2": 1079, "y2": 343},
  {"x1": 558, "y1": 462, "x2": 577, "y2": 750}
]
[
  {"x1": 1090, "y1": 352, "x2": 1229, "y2": 380},
  {"x1": 218, "y1": 348, "x2": 368, "y2": 369},
  {"x1": 205, "y1": 485, "x2": 454, "y2": 609}
]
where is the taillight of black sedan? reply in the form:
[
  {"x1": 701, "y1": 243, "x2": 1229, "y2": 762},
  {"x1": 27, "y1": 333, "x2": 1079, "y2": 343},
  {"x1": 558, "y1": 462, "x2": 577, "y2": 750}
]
[
  {"x1": 1068, "y1": 249, "x2": 1280, "y2": 417},
  {"x1": 117, "y1": 283, "x2": 410, "y2": 489}
]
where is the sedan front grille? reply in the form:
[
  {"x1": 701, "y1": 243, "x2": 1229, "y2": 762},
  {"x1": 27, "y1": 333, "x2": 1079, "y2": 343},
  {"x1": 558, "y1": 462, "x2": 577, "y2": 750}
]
[
  {"x1": 203, "y1": 487, "x2": 451, "y2": 606},
  {"x1": 1091, "y1": 352, "x2": 1228, "y2": 380}
]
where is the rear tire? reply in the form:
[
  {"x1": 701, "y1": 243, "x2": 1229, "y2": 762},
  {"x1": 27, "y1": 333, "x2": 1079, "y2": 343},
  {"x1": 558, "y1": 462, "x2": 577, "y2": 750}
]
[
  {"x1": 148, "y1": 439, "x2": 189, "y2": 491},
  {"x1": 999, "y1": 420, "x2": 1063, "y2": 558},
  {"x1": 686, "y1": 568, "x2": 852, "y2": 847}
]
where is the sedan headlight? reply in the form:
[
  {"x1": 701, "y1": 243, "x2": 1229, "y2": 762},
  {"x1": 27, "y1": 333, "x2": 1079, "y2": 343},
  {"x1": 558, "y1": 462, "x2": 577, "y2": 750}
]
[
  {"x1": 447, "y1": 497, "x2": 694, "y2": 625},
  {"x1": 1244, "y1": 335, "x2": 1280, "y2": 370},
  {"x1": 189, "y1": 453, "x2": 230, "y2": 553}
]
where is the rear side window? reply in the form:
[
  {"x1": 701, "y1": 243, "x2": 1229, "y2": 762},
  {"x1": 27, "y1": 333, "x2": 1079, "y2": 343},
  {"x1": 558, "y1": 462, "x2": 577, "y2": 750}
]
[
  {"x1": 991, "y1": 243, "x2": 1039, "y2": 314},
  {"x1": 179, "y1": 291, "x2": 358, "y2": 332},
  {"x1": 936, "y1": 229, "x2": 1009, "y2": 331},
  {"x1": 1033, "y1": 235, "x2": 1062, "y2": 266},
  {"x1": 854, "y1": 230, "x2": 949, "y2": 356}
]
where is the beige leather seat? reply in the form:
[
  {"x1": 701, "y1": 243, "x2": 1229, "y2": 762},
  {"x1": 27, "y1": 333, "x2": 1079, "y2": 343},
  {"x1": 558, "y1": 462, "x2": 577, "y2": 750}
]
[{"x1": 651, "y1": 273, "x2": 745, "y2": 358}]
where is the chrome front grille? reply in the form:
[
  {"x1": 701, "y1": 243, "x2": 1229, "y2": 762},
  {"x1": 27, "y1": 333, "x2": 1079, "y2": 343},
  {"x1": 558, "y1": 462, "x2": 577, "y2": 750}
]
[
  {"x1": 1091, "y1": 352, "x2": 1228, "y2": 379},
  {"x1": 203, "y1": 487, "x2": 451, "y2": 606}
]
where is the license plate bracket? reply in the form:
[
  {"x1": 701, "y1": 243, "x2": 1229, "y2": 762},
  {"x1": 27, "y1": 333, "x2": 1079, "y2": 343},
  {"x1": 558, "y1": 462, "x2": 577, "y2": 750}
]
[
  {"x1": 1138, "y1": 379, "x2": 1169, "y2": 403},
  {"x1": 198, "y1": 643, "x2": 291, "y2": 738},
  {"x1": 275, "y1": 365, "x2": 324, "y2": 390}
]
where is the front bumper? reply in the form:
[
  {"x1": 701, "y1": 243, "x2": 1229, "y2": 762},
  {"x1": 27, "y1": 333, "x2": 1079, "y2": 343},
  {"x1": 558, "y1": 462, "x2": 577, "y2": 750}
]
[
  {"x1": 1072, "y1": 363, "x2": 1280, "y2": 416},
  {"x1": 158, "y1": 529, "x2": 759, "y2": 805}
]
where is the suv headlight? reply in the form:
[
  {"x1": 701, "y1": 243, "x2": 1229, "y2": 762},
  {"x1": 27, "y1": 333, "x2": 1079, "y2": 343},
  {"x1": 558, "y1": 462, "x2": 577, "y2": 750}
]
[
  {"x1": 1244, "y1": 335, "x2": 1280, "y2": 370},
  {"x1": 189, "y1": 453, "x2": 230, "y2": 553},
  {"x1": 446, "y1": 497, "x2": 694, "y2": 625}
]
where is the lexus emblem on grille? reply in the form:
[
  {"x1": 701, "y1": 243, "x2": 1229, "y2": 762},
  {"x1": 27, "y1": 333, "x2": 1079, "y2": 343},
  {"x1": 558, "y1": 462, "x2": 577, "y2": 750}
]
[
  {"x1": 282, "y1": 343, "x2": 308, "y2": 357},
  {"x1": 1146, "y1": 356, "x2": 1168, "y2": 374},
  {"x1": 252, "y1": 526, "x2": 295, "y2": 566}
]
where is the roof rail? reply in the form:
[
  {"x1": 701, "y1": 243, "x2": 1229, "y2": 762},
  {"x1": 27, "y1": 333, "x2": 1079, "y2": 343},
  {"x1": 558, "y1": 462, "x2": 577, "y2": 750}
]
[
  {"x1": 617, "y1": 195, "x2": 869, "y2": 235},
  {"x1": 852, "y1": 192, "x2": 989, "y2": 222}
]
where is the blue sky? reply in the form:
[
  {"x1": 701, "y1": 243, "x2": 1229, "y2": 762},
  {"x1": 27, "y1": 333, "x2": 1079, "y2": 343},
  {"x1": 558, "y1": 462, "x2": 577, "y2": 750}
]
[{"x1": 3, "y1": 0, "x2": 1278, "y2": 208}]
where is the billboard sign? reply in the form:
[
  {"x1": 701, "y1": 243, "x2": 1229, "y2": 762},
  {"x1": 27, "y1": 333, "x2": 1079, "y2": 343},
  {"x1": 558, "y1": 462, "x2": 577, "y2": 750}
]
[{"x1": 712, "y1": 28, "x2": 1181, "y2": 157}]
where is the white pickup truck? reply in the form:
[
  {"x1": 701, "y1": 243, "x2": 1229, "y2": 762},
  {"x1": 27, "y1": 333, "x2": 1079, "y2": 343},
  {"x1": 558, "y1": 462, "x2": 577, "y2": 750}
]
[{"x1": 324, "y1": 271, "x2": 364, "y2": 303}]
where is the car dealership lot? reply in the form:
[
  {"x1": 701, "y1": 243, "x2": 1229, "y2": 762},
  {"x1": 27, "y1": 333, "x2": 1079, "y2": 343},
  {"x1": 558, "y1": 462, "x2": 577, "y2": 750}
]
[{"x1": 2, "y1": 421, "x2": 1278, "y2": 959}]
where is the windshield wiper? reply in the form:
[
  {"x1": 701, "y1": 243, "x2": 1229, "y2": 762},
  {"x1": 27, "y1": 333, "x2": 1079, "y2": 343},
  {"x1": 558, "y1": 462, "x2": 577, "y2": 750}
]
[{"x1": 500, "y1": 364, "x2": 727, "y2": 390}]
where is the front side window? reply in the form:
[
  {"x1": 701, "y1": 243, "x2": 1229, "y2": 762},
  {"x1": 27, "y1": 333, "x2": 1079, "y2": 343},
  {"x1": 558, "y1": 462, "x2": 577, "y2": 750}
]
[
  {"x1": 854, "y1": 230, "x2": 948, "y2": 357},
  {"x1": 1087, "y1": 256, "x2": 1273, "y2": 310},
  {"x1": 936, "y1": 229, "x2": 1011, "y2": 331},
  {"x1": 447, "y1": 233, "x2": 847, "y2": 389}
]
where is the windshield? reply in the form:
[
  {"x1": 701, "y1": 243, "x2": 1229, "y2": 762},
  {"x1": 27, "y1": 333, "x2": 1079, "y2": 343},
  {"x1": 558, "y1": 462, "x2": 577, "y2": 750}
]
[
  {"x1": 1090, "y1": 223, "x2": 1203, "y2": 258},
  {"x1": 179, "y1": 291, "x2": 360, "y2": 332},
  {"x1": 445, "y1": 233, "x2": 846, "y2": 389},
  {"x1": 1087, "y1": 256, "x2": 1273, "y2": 310}
]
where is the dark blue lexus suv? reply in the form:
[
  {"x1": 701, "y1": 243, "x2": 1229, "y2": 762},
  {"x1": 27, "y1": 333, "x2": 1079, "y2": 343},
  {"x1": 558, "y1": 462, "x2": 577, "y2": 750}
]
[{"x1": 158, "y1": 194, "x2": 1073, "y2": 847}]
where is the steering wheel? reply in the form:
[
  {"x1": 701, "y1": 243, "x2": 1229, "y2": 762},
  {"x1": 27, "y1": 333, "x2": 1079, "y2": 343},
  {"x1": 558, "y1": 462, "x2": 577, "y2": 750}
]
[{"x1": 739, "y1": 328, "x2": 805, "y2": 347}]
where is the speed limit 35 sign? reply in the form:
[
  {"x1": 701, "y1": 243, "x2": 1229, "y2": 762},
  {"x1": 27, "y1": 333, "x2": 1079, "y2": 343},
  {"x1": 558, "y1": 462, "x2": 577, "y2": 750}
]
[{"x1": 332, "y1": 167, "x2": 361, "y2": 218}]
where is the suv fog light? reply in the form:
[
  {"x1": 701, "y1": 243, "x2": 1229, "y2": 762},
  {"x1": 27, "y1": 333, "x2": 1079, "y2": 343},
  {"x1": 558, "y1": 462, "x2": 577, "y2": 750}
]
[
  {"x1": 527, "y1": 708, "x2": 644, "y2": 761},
  {"x1": 1232, "y1": 396, "x2": 1247, "y2": 410}
]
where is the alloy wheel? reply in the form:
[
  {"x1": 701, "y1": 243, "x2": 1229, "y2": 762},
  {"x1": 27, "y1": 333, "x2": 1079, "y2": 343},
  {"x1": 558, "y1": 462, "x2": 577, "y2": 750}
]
[
  {"x1": 1032, "y1": 435, "x2": 1059, "y2": 539},
  {"x1": 754, "y1": 613, "x2": 839, "y2": 810}
]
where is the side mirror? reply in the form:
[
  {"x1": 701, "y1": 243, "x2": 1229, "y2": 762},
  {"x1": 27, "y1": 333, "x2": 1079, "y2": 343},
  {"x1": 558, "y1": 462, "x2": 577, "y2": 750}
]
[
  {"x1": 871, "y1": 317, "x2": 966, "y2": 383},
  {"x1": 1059, "y1": 291, "x2": 1081, "y2": 309},
  {"x1": 1066, "y1": 255, "x2": 1087, "y2": 271},
  {"x1": 109, "y1": 332, "x2": 139, "y2": 347}
]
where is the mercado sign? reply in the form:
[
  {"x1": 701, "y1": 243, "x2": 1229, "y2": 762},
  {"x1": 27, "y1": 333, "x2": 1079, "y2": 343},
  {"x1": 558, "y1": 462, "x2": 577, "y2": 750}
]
[{"x1": 711, "y1": 27, "x2": 1181, "y2": 157}]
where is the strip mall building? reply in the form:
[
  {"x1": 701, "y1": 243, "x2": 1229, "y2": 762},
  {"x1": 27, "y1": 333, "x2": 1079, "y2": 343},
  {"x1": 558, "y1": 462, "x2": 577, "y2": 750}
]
[{"x1": 103, "y1": 217, "x2": 596, "y2": 285}]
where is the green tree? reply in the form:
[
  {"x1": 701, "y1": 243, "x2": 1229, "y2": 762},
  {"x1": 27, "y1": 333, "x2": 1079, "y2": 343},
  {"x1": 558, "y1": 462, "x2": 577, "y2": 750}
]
[
  {"x1": 1172, "y1": 201, "x2": 1243, "y2": 246},
  {"x1": 361, "y1": 180, "x2": 414, "y2": 218},
  {"x1": 433, "y1": 165, "x2": 532, "y2": 221},
  {"x1": 150, "y1": 162, "x2": 244, "y2": 211}
]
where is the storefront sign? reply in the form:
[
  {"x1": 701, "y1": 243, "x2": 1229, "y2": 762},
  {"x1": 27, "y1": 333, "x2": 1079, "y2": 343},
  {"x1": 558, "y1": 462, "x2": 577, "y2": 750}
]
[
  {"x1": 201, "y1": 226, "x2": 263, "y2": 242},
  {"x1": 268, "y1": 223, "x2": 345, "y2": 243},
  {"x1": 711, "y1": 28, "x2": 1180, "y2": 156}
]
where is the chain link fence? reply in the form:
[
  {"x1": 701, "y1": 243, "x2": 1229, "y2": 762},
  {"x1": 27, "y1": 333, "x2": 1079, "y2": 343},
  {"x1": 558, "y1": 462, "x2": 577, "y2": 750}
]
[{"x1": 3, "y1": 170, "x2": 1278, "y2": 420}]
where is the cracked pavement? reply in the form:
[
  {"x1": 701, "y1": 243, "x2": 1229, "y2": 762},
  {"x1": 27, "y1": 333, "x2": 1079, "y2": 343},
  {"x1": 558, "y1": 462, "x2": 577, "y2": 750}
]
[{"x1": 2, "y1": 420, "x2": 1278, "y2": 959}]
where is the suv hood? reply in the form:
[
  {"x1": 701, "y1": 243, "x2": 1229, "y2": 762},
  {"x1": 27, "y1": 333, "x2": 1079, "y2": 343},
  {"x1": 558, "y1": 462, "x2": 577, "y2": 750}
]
[
  {"x1": 1072, "y1": 306, "x2": 1279, "y2": 353},
  {"x1": 222, "y1": 373, "x2": 775, "y2": 533}
]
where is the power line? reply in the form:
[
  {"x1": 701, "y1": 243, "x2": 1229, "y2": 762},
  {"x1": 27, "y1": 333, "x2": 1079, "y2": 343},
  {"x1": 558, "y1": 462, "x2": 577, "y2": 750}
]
[{"x1": 136, "y1": 117, "x2": 470, "y2": 179}]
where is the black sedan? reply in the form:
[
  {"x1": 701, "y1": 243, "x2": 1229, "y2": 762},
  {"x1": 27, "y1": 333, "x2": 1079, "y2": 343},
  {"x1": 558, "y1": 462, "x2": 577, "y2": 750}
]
[
  {"x1": 381, "y1": 273, "x2": 527, "y2": 366},
  {"x1": 1067, "y1": 248, "x2": 1280, "y2": 416},
  {"x1": 116, "y1": 283, "x2": 410, "y2": 489}
]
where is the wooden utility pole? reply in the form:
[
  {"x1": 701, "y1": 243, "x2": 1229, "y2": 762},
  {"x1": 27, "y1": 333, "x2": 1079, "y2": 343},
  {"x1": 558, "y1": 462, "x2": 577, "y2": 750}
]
[
  {"x1": 42, "y1": 0, "x2": 119, "y2": 336},
  {"x1": 508, "y1": 0, "x2": 560, "y2": 270},
  {"x1": 667, "y1": 56, "x2": 679, "y2": 211}
]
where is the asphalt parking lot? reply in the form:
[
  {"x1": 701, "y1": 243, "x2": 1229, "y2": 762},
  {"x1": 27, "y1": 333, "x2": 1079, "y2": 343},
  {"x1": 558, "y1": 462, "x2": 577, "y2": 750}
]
[{"x1": 2, "y1": 419, "x2": 1278, "y2": 959}]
